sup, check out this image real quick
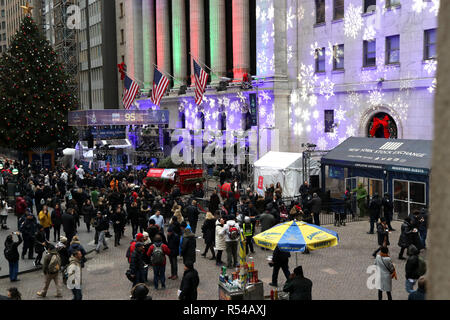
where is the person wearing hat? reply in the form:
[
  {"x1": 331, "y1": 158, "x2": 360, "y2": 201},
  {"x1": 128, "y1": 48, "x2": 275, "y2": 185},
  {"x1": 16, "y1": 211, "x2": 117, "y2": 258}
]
[
  {"x1": 130, "y1": 283, "x2": 152, "y2": 300},
  {"x1": 179, "y1": 262, "x2": 200, "y2": 301},
  {"x1": 282, "y1": 266, "x2": 313, "y2": 300},
  {"x1": 37, "y1": 244, "x2": 62, "y2": 298},
  {"x1": 180, "y1": 221, "x2": 196, "y2": 266},
  {"x1": 19, "y1": 212, "x2": 37, "y2": 260},
  {"x1": 56, "y1": 237, "x2": 70, "y2": 268},
  {"x1": 242, "y1": 216, "x2": 255, "y2": 254},
  {"x1": 130, "y1": 242, "x2": 146, "y2": 287}
]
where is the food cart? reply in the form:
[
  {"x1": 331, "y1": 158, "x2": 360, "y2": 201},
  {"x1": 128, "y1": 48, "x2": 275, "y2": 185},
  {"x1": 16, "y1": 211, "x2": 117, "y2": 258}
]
[{"x1": 143, "y1": 168, "x2": 204, "y2": 195}]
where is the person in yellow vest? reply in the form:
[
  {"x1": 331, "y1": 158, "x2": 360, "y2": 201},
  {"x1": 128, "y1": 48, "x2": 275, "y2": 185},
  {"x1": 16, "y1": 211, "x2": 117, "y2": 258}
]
[
  {"x1": 38, "y1": 205, "x2": 52, "y2": 241},
  {"x1": 242, "y1": 217, "x2": 255, "y2": 254}
]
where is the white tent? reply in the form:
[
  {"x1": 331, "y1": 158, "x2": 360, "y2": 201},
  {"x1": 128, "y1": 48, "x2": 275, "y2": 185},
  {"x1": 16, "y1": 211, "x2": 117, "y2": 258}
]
[{"x1": 254, "y1": 151, "x2": 304, "y2": 198}]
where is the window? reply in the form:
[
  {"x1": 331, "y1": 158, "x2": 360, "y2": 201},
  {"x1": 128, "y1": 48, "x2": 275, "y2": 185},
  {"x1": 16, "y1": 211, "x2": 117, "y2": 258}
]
[
  {"x1": 363, "y1": 40, "x2": 376, "y2": 67},
  {"x1": 386, "y1": 0, "x2": 400, "y2": 8},
  {"x1": 120, "y1": 29, "x2": 124, "y2": 44},
  {"x1": 315, "y1": 0, "x2": 325, "y2": 24},
  {"x1": 386, "y1": 35, "x2": 400, "y2": 64},
  {"x1": 393, "y1": 180, "x2": 426, "y2": 219},
  {"x1": 119, "y1": 3, "x2": 124, "y2": 18},
  {"x1": 333, "y1": 44, "x2": 344, "y2": 70},
  {"x1": 315, "y1": 47, "x2": 325, "y2": 72},
  {"x1": 424, "y1": 29, "x2": 437, "y2": 60},
  {"x1": 334, "y1": 0, "x2": 344, "y2": 20},
  {"x1": 364, "y1": 0, "x2": 376, "y2": 13}
]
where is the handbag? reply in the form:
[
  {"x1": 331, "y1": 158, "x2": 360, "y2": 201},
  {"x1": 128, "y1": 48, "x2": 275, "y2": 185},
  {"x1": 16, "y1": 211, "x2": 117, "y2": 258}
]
[
  {"x1": 125, "y1": 269, "x2": 134, "y2": 282},
  {"x1": 381, "y1": 256, "x2": 397, "y2": 280}
]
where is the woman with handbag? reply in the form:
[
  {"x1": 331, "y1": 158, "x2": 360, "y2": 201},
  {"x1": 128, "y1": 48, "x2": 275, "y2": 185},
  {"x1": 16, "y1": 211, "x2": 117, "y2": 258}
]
[{"x1": 375, "y1": 246, "x2": 396, "y2": 300}]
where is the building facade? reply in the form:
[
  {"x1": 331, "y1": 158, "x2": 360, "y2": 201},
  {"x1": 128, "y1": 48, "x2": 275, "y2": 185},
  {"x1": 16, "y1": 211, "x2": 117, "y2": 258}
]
[
  {"x1": 123, "y1": 0, "x2": 438, "y2": 157},
  {"x1": 78, "y1": 0, "x2": 118, "y2": 110},
  {"x1": 0, "y1": 0, "x2": 7, "y2": 54}
]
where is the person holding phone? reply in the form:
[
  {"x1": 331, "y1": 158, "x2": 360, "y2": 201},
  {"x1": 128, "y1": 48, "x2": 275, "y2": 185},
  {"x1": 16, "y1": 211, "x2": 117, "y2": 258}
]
[{"x1": 4, "y1": 232, "x2": 23, "y2": 282}]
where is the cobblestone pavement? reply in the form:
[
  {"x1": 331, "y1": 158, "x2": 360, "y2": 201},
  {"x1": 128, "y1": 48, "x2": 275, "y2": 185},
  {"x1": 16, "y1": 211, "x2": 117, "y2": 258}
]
[{"x1": 0, "y1": 217, "x2": 423, "y2": 300}]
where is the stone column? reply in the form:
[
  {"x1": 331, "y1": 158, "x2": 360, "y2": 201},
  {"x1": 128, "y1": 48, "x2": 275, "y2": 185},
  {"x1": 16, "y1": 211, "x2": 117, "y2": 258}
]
[
  {"x1": 232, "y1": 0, "x2": 250, "y2": 80},
  {"x1": 142, "y1": 0, "x2": 156, "y2": 90},
  {"x1": 156, "y1": 0, "x2": 172, "y2": 75},
  {"x1": 209, "y1": 0, "x2": 227, "y2": 83},
  {"x1": 429, "y1": 0, "x2": 450, "y2": 300},
  {"x1": 172, "y1": 0, "x2": 187, "y2": 88},
  {"x1": 190, "y1": 0, "x2": 205, "y2": 84},
  {"x1": 125, "y1": 0, "x2": 143, "y2": 83}
]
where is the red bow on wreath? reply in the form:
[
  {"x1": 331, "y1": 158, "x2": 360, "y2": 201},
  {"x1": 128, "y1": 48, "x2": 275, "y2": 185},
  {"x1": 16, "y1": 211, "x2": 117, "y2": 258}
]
[
  {"x1": 118, "y1": 62, "x2": 127, "y2": 81},
  {"x1": 370, "y1": 116, "x2": 390, "y2": 139}
]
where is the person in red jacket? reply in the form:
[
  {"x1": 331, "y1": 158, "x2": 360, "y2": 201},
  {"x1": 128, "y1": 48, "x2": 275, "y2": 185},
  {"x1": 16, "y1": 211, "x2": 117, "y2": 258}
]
[
  {"x1": 127, "y1": 233, "x2": 144, "y2": 263},
  {"x1": 15, "y1": 197, "x2": 28, "y2": 229},
  {"x1": 146, "y1": 234, "x2": 171, "y2": 290}
]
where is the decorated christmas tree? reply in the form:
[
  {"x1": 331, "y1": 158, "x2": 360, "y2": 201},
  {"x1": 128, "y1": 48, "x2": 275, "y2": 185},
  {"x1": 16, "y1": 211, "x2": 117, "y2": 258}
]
[{"x1": 0, "y1": 14, "x2": 77, "y2": 151}]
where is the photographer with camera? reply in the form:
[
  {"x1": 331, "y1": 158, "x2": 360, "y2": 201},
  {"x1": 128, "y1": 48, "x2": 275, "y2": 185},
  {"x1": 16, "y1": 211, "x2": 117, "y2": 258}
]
[{"x1": 4, "y1": 231, "x2": 23, "y2": 282}]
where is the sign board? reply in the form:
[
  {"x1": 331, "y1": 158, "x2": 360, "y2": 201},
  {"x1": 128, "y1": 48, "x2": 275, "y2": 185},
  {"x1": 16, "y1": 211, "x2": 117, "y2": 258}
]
[
  {"x1": 68, "y1": 110, "x2": 170, "y2": 126},
  {"x1": 256, "y1": 176, "x2": 264, "y2": 196},
  {"x1": 249, "y1": 93, "x2": 258, "y2": 126}
]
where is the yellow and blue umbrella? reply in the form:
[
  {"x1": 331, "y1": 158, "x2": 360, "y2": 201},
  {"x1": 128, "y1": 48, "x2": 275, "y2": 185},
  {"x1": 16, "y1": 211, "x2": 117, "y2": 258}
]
[{"x1": 253, "y1": 220, "x2": 339, "y2": 253}]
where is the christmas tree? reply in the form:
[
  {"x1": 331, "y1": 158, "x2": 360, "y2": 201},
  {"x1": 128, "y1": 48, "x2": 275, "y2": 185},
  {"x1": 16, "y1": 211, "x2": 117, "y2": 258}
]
[{"x1": 0, "y1": 14, "x2": 77, "y2": 151}]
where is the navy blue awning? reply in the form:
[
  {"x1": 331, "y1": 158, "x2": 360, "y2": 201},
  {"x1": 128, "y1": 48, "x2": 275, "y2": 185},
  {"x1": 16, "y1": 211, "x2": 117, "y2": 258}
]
[{"x1": 321, "y1": 137, "x2": 432, "y2": 175}]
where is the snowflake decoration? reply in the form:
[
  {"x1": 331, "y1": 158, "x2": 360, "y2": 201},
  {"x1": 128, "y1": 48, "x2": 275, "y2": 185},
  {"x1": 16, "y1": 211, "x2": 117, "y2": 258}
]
[
  {"x1": 260, "y1": 91, "x2": 272, "y2": 103},
  {"x1": 361, "y1": 71, "x2": 373, "y2": 84},
  {"x1": 327, "y1": 127, "x2": 339, "y2": 141},
  {"x1": 204, "y1": 110, "x2": 211, "y2": 121},
  {"x1": 428, "y1": 78, "x2": 437, "y2": 94},
  {"x1": 315, "y1": 121, "x2": 324, "y2": 133},
  {"x1": 236, "y1": 92, "x2": 246, "y2": 104},
  {"x1": 290, "y1": 90, "x2": 299, "y2": 106},
  {"x1": 301, "y1": 109, "x2": 311, "y2": 123},
  {"x1": 310, "y1": 42, "x2": 323, "y2": 59},
  {"x1": 346, "y1": 125, "x2": 356, "y2": 137},
  {"x1": 259, "y1": 107, "x2": 266, "y2": 117},
  {"x1": 212, "y1": 111, "x2": 219, "y2": 120},
  {"x1": 344, "y1": 4, "x2": 363, "y2": 39},
  {"x1": 368, "y1": 90, "x2": 384, "y2": 107},
  {"x1": 293, "y1": 123, "x2": 304, "y2": 136},
  {"x1": 262, "y1": 31, "x2": 270, "y2": 46},
  {"x1": 317, "y1": 137, "x2": 328, "y2": 151},
  {"x1": 388, "y1": 96, "x2": 409, "y2": 121},
  {"x1": 267, "y1": 4, "x2": 274, "y2": 21},
  {"x1": 209, "y1": 98, "x2": 216, "y2": 110},
  {"x1": 222, "y1": 97, "x2": 230, "y2": 108},
  {"x1": 429, "y1": 0, "x2": 440, "y2": 16},
  {"x1": 309, "y1": 94, "x2": 318, "y2": 107},
  {"x1": 287, "y1": 45, "x2": 293, "y2": 63},
  {"x1": 287, "y1": 6, "x2": 295, "y2": 30},
  {"x1": 178, "y1": 104, "x2": 185, "y2": 113},
  {"x1": 424, "y1": 59, "x2": 437, "y2": 75},
  {"x1": 297, "y1": 5, "x2": 305, "y2": 21},
  {"x1": 335, "y1": 106, "x2": 346, "y2": 122},
  {"x1": 412, "y1": 0, "x2": 427, "y2": 13},
  {"x1": 228, "y1": 114, "x2": 235, "y2": 124},
  {"x1": 400, "y1": 75, "x2": 414, "y2": 94},
  {"x1": 319, "y1": 78, "x2": 335, "y2": 100},
  {"x1": 230, "y1": 101, "x2": 240, "y2": 113},
  {"x1": 298, "y1": 64, "x2": 319, "y2": 100},
  {"x1": 313, "y1": 110, "x2": 320, "y2": 120},
  {"x1": 325, "y1": 42, "x2": 342, "y2": 65},
  {"x1": 363, "y1": 25, "x2": 376, "y2": 41},
  {"x1": 347, "y1": 91, "x2": 361, "y2": 107},
  {"x1": 185, "y1": 109, "x2": 190, "y2": 119}
]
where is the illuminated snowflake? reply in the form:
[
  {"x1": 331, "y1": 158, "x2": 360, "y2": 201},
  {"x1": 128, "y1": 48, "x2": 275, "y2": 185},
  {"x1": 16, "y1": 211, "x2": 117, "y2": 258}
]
[
  {"x1": 363, "y1": 25, "x2": 376, "y2": 41},
  {"x1": 185, "y1": 109, "x2": 190, "y2": 119},
  {"x1": 428, "y1": 78, "x2": 437, "y2": 94},
  {"x1": 388, "y1": 96, "x2": 409, "y2": 121},
  {"x1": 301, "y1": 109, "x2": 311, "y2": 123},
  {"x1": 260, "y1": 91, "x2": 272, "y2": 103},
  {"x1": 287, "y1": 6, "x2": 295, "y2": 30},
  {"x1": 209, "y1": 98, "x2": 217, "y2": 110},
  {"x1": 262, "y1": 31, "x2": 270, "y2": 46},
  {"x1": 294, "y1": 123, "x2": 304, "y2": 136},
  {"x1": 369, "y1": 90, "x2": 384, "y2": 107},
  {"x1": 257, "y1": 52, "x2": 269, "y2": 74},
  {"x1": 222, "y1": 97, "x2": 230, "y2": 108},
  {"x1": 267, "y1": 4, "x2": 274, "y2": 21},
  {"x1": 344, "y1": 4, "x2": 363, "y2": 39},
  {"x1": 429, "y1": 0, "x2": 440, "y2": 16},
  {"x1": 290, "y1": 90, "x2": 299, "y2": 106},
  {"x1": 259, "y1": 107, "x2": 266, "y2": 117},
  {"x1": 361, "y1": 71, "x2": 373, "y2": 83},
  {"x1": 347, "y1": 91, "x2": 361, "y2": 106},
  {"x1": 297, "y1": 5, "x2": 305, "y2": 21},
  {"x1": 230, "y1": 101, "x2": 240, "y2": 113},
  {"x1": 178, "y1": 104, "x2": 185, "y2": 113},
  {"x1": 287, "y1": 45, "x2": 293, "y2": 63},
  {"x1": 310, "y1": 42, "x2": 323, "y2": 59},
  {"x1": 204, "y1": 110, "x2": 211, "y2": 121},
  {"x1": 294, "y1": 107, "x2": 302, "y2": 117},
  {"x1": 424, "y1": 59, "x2": 437, "y2": 75},
  {"x1": 400, "y1": 75, "x2": 414, "y2": 94},
  {"x1": 229, "y1": 114, "x2": 235, "y2": 124},
  {"x1": 412, "y1": 0, "x2": 427, "y2": 13},
  {"x1": 309, "y1": 94, "x2": 318, "y2": 107},
  {"x1": 326, "y1": 42, "x2": 342, "y2": 65},
  {"x1": 315, "y1": 121, "x2": 324, "y2": 133},
  {"x1": 335, "y1": 106, "x2": 346, "y2": 122},
  {"x1": 327, "y1": 127, "x2": 339, "y2": 141},
  {"x1": 317, "y1": 137, "x2": 328, "y2": 150},
  {"x1": 298, "y1": 64, "x2": 319, "y2": 100},
  {"x1": 319, "y1": 78, "x2": 335, "y2": 100},
  {"x1": 346, "y1": 125, "x2": 356, "y2": 137},
  {"x1": 313, "y1": 110, "x2": 320, "y2": 120},
  {"x1": 212, "y1": 111, "x2": 219, "y2": 120}
]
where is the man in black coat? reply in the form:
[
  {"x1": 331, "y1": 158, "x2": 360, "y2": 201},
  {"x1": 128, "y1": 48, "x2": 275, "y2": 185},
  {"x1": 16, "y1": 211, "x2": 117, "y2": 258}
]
[
  {"x1": 398, "y1": 217, "x2": 414, "y2": 260},
  {"x1": 167, "y1": 227, "x2": 180, "y2": 280},
  {"x1": 19, "y1": 213, "x2": 37, "y2": 259},
  {"x1": 256, "y1": 210, "x2": 276, "y2": 233},
  {"x1": 382, "y1": 193, "x2": 395, "y2": 231},
  {"x1": 130, "y1": 242, "x2": 146, "y2": 287},
  {"x1": 179, "y1": 263, "x2": 200, "y2": 301},
  {"x1": 185, "y1": 200, "x2": 200, "y2": 234},
  {"x1": 299, "y1": 181, "x2": 310, "y2": 202},
  {"x1": 62, "y1": 208, "x2": 76, "y2": 244},
  {"x1": 368, "y1": 194, "x2": 382, "y2": 234},
  {"x1": 283, "y1": 266, "x2": 313, "y2": 300},
  {"x1": 308, "y1": 193, "x2": 322, "y2": 226},
  {"x1": 181, "y1": 226, "x2": 197, "y2": 265},
  {"x1": 192, "y1": 183, "x2": 204, "y2": 199},
  {"x1": 269, "y1": 246, "x2": 291, "y2": 287},
  {"x1": 209, "y1": 190, "x2": 221, "y2": 213},
  {"x1": 372, "y1": 217, "x2": 390, "y2": 257}
]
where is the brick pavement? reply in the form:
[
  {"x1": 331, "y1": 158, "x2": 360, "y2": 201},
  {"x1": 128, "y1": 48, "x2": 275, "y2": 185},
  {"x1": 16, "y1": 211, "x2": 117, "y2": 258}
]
[{"x1": 0, "y1": 217, "x2": 425, "y2": 300}]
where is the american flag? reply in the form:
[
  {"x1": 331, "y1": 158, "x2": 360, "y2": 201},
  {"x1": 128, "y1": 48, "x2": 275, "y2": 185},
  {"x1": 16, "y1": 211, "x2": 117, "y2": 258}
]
[
  {"x1": 151, "y1": 67, "x2": 169, "y2": 106},
  {"x1": 194, "y1": 59, "x2": 208, "y2": 106},
  {"x1": 123, "y1": 75, "x2": 140, "y2": 110}
]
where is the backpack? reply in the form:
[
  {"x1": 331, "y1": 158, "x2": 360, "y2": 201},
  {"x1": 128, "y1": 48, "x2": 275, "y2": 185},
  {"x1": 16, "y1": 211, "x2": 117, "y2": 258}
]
[
  {"x1": 151, "y1": 244, "x2": 165, "y2": 265},
  {"x1": 4, "y1": 244, "x2": 14, "y2": 261},
  {"x1": 418, "y1": 256, "x2": 427, "y2": 277},
  {"x1": 228, "y1": 225, "x2": 239, "y2": 241},
  {"x1": 48, "y1": 253, "x2": 61, "y2": 274}
]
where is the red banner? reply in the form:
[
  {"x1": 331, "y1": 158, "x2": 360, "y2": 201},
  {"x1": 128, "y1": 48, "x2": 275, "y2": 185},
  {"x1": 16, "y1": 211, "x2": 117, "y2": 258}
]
[{"x1": 257, "y1": 176, "x2": 264, "y2": 190}]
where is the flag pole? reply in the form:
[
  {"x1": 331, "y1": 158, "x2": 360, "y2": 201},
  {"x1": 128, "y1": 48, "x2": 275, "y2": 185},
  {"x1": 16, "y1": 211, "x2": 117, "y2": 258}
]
[
  {"x1": 153, "y1": 63, "x2": 186, "y2": 86},
  {"x1": 189, "y1": 52, "x2": 224, "y2": 80}
]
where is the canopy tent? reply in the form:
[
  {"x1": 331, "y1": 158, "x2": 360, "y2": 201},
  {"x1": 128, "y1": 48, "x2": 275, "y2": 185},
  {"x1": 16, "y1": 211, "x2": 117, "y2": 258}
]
[{"x1": 254, "y1": 151, "x2": 320, "y2": 198}]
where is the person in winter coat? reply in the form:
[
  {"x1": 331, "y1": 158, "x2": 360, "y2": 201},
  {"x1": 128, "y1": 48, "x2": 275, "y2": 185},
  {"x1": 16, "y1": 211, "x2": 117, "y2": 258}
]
[
  {"x1": 209, "y1": 189, "x2": 221, "y2": 214},
  {"x1": 185, "y1": 200, "x2": 200, "y2": 234},
  {"x1": 129, "y1": 242, "x2": 146, "y2": 287},
  {"x1": 283, "y1": 266, "x2": 313, "y2": 300},
  {"x1": 56, "y1": 237, "x2": 70, "y2": 268},
  {"x1": 19, "y1": 213, "x2": 37, "y2": 259},
  {"x1": 201, "y1": 212, "x2": 216, "y2": 260},
  {"x1": 4, "y1": 232, "x2": 22, "y2": 282},
  {"x1": 368, "y1": 194, "x2": 382, "y2": 234},
  {"x1": 220, "y1": 216, "x2": 240, "y2": 268},
  {"x1": 408, "y1": 276, "x2": 426, "y2": 301},
  {"x1": 38, "y1": 206, "x2": 52, "y2": 241},
  {"x1": 147, "y1": 234, "x2": 171, "y2": 290},
  {"x1": 36, "y1": 244, "x2": 62, "y2": 298},
  {"x1": 269, "y1": 246, "x2": 291, "y2": 287},
  {"x1": 374, "y1": 246, "x2": 395, "y2": 300},
  {"x1": 382, "y1": 193, "x2": 395, "y2": 231},
  {"x1": 169, "y1": 216, "x2": 182, "y2": 236},
  {"x1": 215, "y1": 217, "x2": 226, "y2": 266},
  {"x1": 308, "y1": 193, "x2": 322, "y2": 226},
  {"x1": 15, "y1": 197, "x2": 28, "y2": 228},
  {"x1": 179, "y1": 263, "x2": 200, "y2": 301},
  {"x1": 167, "y1": 227, "x2": 180, "y2": 280},
  {"x1": 66, "y1": 250, "x2": 83, "y2": 300},
  {"x1": 398, "y1": 217, "x2": 415, "y2": 260},
  {"x1": 373, "y1": 217, "x2": 390, "y2": 257},
  {"x1": 181, "y1": 224, "x2": 197, "y2": 266},
  {"x1": 405, "y1": 244, "x2": 426, "y2": 294},
  {"x1": 93, "y1": 212, "x2": 109, "y2": 253},
  {"x1": 128, "y1": 201, "x2": 139, "y2": 240},
  {"x1": 130, "y1": 283, "x2": 152, "y2": 300},
  {"x1": 0, "y1": 199, "x2": 10, "y2": 230},
  {"x1": 256, "y1": 209, "x2": 277, "y2": 233},
  {"x1": 34, "y1": 225, "x2": 47, "y2": 267},
  {"x1": 139, "y1": 201, "x2": 150, "y2": 233},
  {"x1": 68, "y1": 236, "x2": 86, "y2": 267},
  {"x1": 111, "y1": 207, "x2": 126, "y2": 247},
  {"x1": 51, "y1": 203, "x2": 63, "y2": 242},
  {"x1": 242, "y1": 216, "x2": 255, "y2": 254},
  {"x1": 62, "y1": 208, "x2": 76, "y2": 244},
  {"x1": 81, "y1": 200, "x2": 95, "y2": 233}
]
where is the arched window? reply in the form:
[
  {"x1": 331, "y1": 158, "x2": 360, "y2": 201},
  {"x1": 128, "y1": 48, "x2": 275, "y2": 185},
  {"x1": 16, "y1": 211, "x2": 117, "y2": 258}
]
[{"x1": 368, "y1": 112, "x2": 398, "y2": 139}]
